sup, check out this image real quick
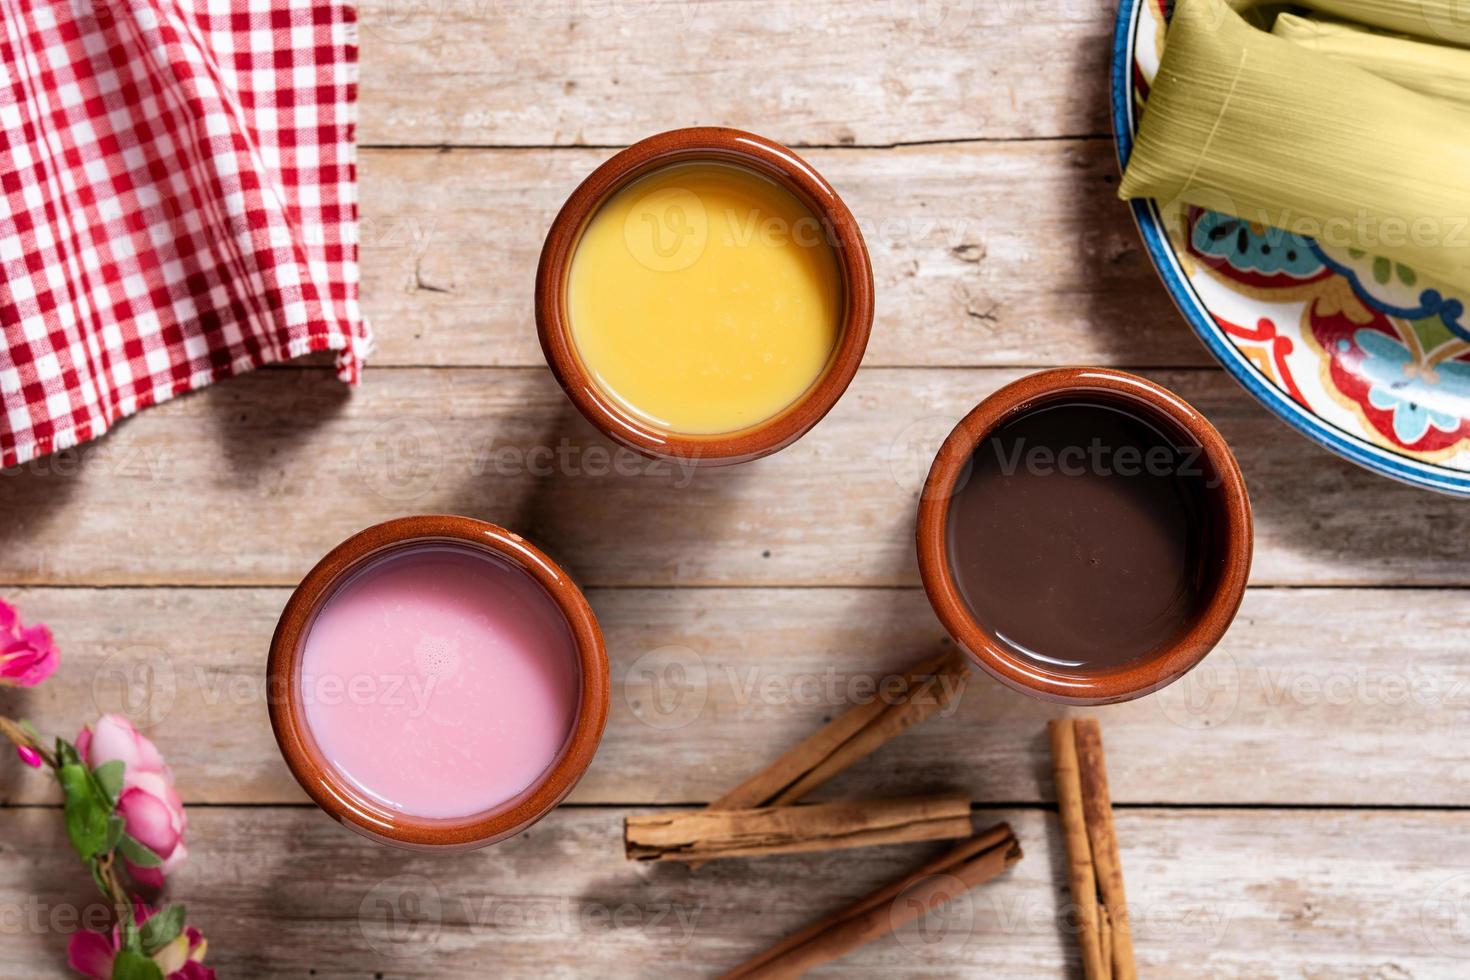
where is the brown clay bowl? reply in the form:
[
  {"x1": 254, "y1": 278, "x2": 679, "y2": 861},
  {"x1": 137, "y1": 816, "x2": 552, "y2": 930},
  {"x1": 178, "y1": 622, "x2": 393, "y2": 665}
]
[
  {"x1": 267, "y1": 516, "x2": 609, "y2": 850},
  {"x1": 916, "y1": 368, "x2": 1253, "y2": 705},
  {"x1": 535, "y1": 126, "x2": 874, "y2": 466}
]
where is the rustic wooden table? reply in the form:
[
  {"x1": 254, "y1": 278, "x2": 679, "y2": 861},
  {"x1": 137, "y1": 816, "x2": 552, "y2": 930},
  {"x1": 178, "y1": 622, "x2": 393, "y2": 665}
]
[{"x1": 4, "y1": 1, "x2": 1469, "y2": 976}]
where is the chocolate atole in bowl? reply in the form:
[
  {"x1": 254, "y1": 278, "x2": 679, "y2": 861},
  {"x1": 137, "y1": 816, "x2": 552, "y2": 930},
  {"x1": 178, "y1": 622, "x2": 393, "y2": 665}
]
[{"x1": 917, "y1": 369, "x2": 1253, "y2": 704}]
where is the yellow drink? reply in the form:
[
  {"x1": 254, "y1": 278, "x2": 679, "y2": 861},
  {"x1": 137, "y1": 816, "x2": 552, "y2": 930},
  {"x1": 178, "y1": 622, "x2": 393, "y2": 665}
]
[{"x1": 567, "y1": 162, "x2": 843, "y2": 435}]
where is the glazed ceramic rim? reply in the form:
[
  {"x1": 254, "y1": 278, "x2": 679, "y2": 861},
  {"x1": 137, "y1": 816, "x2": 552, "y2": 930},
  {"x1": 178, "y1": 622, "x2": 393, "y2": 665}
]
[
  {"x1": 1111, "y1": 0, "x2": 1470, "y2": 497},
  {"x1": 916, "y1": 368, "x2": 1254, "y2": 705},
  {"x1": 267, "y1": 515, "x2": 609, "y2": 850},
  {"x1": 535, "y1": 126, "x2": 874, "y2": 466}
]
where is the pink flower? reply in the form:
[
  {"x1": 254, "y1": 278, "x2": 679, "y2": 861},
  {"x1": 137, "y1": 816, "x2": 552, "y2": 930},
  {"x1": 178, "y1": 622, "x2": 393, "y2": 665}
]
[
  {"x1": 76, "y1": 714, "x2": 169, "y2": 776},
  {"x1": 66, "y1": 929, "x2": 117, "y2": 979},
  {"x1": 149, "y1": 924, "x2": 211, "y2": 978},
  {"x1": 67, "y1": 905, "x2": 213, "y2": 980},
  {"x1": 0, "y1": 599, "x2": 58, "y2": 687},
  {"x1": 15, "y1": 744, "x2": 42, "y2": 768},
  {"x1": 77, "y1": 715, "x2": 187, "y2": 886}
]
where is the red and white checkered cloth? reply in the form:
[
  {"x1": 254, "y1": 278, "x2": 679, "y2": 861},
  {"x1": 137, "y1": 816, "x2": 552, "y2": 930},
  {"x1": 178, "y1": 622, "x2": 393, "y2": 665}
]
[{"x1": 0, "y1": 0, "x2": 367, "y2": 468}]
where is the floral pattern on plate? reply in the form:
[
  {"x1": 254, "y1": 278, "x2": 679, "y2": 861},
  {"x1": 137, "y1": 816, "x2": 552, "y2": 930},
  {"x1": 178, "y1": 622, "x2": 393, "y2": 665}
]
[{"x1": 1113, "y1": 0, "x2": 1470, "y2": 493}]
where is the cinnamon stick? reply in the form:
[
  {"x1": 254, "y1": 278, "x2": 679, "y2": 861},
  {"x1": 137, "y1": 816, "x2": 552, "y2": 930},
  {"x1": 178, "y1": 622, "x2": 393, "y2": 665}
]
[
  {"x1": 1051, "y1": 718, "x2": 1137, "y2": 980},
  {"x1": 625, "y1": 794, "x2": 973, "y2": 864},
  {"x1": 1075, "y1": 718, "x2": 1137, "y2": 980},
  {"x1": 712, "y1": 648, "x2": 970, "y2": 811},
  {"x1": 721, "y1": 823, "x2": 1022, "y2": 979},
  {"x1": 1049, "y1": 719, "x2": 1109, "y2": 980}
]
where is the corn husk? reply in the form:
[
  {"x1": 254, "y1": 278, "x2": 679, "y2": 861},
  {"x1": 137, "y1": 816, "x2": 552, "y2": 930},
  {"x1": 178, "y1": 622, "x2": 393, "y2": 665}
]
[
  {"x1": 1230, "y1": 0, "x2": 1470, "y2": 46},
  {"x1": 1120, "y1": 0, "x2": 1470, "y2": 292},
  {"x1": 1274, "y1": 13, "x2": 1470, "y2": 109}
]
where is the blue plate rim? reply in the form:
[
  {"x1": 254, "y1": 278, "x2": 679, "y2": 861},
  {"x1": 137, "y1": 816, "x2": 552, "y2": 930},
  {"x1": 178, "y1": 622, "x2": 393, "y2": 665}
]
[{"x1": 1109, "y1": 0, "x2": 1470, "y2": 496}]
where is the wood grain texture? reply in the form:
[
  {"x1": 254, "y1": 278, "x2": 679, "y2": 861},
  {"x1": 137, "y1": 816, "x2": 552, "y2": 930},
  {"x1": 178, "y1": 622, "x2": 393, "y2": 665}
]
[
  {"x1": 1, "y1": 2, "x2": 1459, "y2": 977},
  {"x1": 2, "y1": 805, "x2": 1468, "y2": 977},
  {"x1": 357, "y1": 142, "x2": 1201, "y2": 368},
  {"x1": 357, "y1": 0, "x2": 1115, "y2": 147},
  {"x1": 0, "y1": 586, "x2": 1464, "y2": 807},
  {"x1": 0, "y1": 368, "x2": 1465, "y2": 588}
]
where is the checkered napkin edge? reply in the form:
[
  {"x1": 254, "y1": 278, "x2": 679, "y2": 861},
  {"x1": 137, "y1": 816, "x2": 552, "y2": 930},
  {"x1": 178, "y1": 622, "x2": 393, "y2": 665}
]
[{"x1": 0, "y1": 0, "x2": 368, "y2": 470}]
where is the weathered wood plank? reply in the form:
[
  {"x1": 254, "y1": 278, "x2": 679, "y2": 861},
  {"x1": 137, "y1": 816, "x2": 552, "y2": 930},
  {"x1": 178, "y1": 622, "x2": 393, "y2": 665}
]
[
  {"x1": 1, "y1": 805, "x2": 1466, "y2": 977},
  {"x1": 357, "y1": 142, "x2": 1201, "y2": 368},
  {"x1": 0, "y1": 587, "x2": 1464, "y2": 807},
  {"x1": 357, "y1": 0, "x2": 1115, "y2": 147},
  {"x1": 0, "y1": 368, "x2": 1463, "y2": 588}
]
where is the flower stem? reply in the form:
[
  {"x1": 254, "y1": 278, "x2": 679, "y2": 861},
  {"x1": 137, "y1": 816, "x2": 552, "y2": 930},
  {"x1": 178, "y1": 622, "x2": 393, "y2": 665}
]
[
  {"x1": 0, "y1": 715, "x2": 56, "y2": 769},
  {"x1": 0, "y1": 716, "x2": 137, "y2": 928},
  {"x1": 97, "y1": 852, "x2": 133, "y2": 928}
]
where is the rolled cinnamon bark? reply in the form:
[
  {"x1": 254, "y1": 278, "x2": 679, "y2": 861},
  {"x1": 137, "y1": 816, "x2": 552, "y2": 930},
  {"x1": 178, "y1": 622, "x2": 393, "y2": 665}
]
[
  {"x1": 712, "y1": 648, "x2": 971, "y2": 811},
  {"x1": 1050, "y1": 719, "x2": 1109, "y2": 980},
  {"x1": 625, "y1": 795, "x2": 974, "y2": 864},
  {"x1": 674, "y1": 649, "x2": 969, "y2": 870},
  {"x1": 1075, "y1": 718, "x2": 1137, "y2": 980},
  {"x1": 721, "y1": 823, "x2": 1022, "y2": 979}
]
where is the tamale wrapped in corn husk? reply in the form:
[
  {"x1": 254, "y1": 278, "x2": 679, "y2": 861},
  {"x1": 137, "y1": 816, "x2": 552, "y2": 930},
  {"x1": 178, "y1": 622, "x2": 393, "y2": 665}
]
[
  {"x1": 1273, "y1": 13, "x2": 1470, "y2": 109},
  {"x1": 1230, "y1": 0, "x2": 1470, "y2": 46},
  {"x1": 1120, "y1": 0, "x2": 1470, "y2": 292}
]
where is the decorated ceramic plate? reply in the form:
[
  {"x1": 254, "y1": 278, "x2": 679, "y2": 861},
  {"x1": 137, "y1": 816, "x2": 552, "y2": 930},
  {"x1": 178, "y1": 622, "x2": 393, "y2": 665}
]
[{"x1": 1112, "y1": 0, "x2": 1470, "y2": 496}]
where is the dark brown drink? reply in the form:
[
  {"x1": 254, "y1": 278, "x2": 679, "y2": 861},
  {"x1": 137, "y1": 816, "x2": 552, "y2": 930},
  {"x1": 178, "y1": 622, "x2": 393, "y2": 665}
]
[{"x1": 943, "y1": 399, "x2": 1222, "y2": 672}]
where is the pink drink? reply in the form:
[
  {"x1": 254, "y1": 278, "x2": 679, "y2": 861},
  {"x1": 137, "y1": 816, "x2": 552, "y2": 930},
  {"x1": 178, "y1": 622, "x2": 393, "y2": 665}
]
[{"x1": 300, "y1": 546, "x2": 580, "y2": 819}]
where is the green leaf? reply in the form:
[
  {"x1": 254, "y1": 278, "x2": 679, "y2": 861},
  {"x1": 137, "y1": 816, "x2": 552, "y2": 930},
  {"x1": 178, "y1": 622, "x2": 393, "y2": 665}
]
[
  {"x1": 139, "y1": 904, "x2": 186, "y2": 957},
  {"x1": 118, "y1": 913, "x2": 141, "y2": 952},
  {"x1": 57, "y1": 764, "x2": 110, "y2": 860},
  {"x1": 111, "y1": 950, "x2": 163, "y2": 980},
  {"x1": 118, "y1": 834, "x2": 164, "y2": 868},
  {"x1": 87, "y1": 858, "x2": 109, "y2": 898},
  {"x1": 18, "y1": 719, "x2": 40, "y2": 742},
  {"x1": 55, "y1": 737, "x2": 82, "y2": 769},
  {"x1": 103, "y1": 815, "x2": 125, "y2": 855},
  {"x1": 93, "y1": 761, "x2": 125, "y2": 805}
]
